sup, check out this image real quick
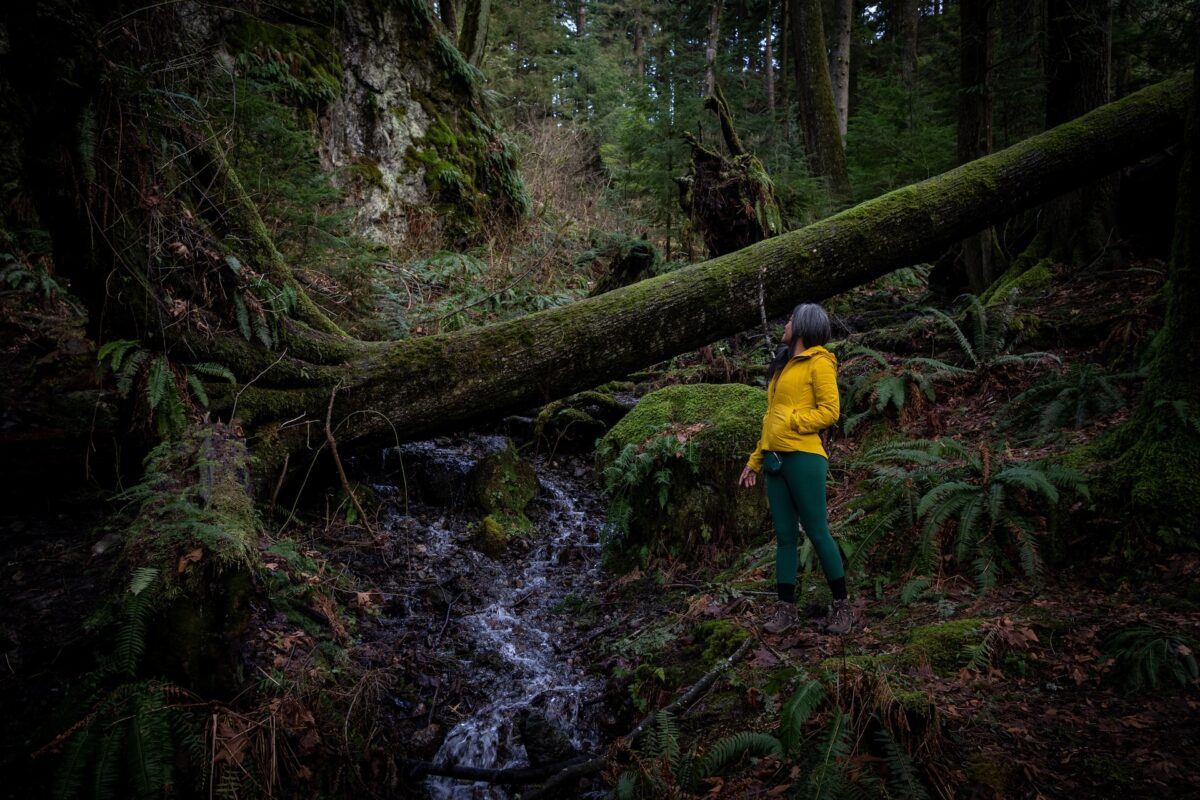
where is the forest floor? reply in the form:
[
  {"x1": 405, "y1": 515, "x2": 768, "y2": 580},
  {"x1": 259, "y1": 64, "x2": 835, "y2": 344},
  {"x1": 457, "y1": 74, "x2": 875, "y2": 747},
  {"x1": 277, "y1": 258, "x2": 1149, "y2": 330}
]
[{"x1": 2, "y1": 256, "x2": 1199, "y2": 799}]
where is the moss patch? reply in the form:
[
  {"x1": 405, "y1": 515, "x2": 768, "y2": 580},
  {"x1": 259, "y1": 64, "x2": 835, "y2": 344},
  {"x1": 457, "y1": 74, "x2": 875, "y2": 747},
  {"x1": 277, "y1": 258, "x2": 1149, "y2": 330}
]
[
  {"x1": 595, "y1": 383, "x2": 768, "y2": 567},
  {"x1": 902, "y1": 618, "x2": 985, "y2": 676}
]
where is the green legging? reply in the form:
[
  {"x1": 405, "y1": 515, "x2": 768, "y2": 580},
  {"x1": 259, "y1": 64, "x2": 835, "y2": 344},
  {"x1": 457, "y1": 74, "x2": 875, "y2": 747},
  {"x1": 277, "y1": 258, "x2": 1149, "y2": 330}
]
[{"x1": 765, "y1": 451, "x2": 844, "y2": 586}]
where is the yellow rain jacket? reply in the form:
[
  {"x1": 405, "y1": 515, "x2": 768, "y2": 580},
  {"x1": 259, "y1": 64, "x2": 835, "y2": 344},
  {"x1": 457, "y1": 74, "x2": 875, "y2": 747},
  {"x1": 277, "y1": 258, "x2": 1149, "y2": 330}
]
[{"x1": 747, "y1": 345, "x2": 840, "y2": 471}]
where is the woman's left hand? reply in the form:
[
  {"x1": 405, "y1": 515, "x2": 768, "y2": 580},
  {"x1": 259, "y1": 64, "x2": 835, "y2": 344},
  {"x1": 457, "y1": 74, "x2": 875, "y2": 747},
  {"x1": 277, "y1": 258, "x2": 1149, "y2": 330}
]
[{"x1": 738, "y1": 466, "x2": 757, "y2": 488}]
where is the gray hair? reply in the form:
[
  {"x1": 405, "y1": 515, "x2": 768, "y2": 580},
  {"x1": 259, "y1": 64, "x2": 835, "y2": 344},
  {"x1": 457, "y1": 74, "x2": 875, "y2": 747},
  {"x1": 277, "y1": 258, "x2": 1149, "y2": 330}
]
[
  {"x1": 767, "y1": 302, "x2": 833, "y2": 383},
  {"x1": 790, "y1": 303, "x2": 831, "y2": 349}
]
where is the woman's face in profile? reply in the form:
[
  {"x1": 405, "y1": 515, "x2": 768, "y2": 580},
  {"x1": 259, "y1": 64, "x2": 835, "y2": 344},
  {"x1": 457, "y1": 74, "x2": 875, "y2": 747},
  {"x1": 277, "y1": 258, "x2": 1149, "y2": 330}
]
[{"x1": 783, "y1": 318, "x2": 794, "y2": 344}]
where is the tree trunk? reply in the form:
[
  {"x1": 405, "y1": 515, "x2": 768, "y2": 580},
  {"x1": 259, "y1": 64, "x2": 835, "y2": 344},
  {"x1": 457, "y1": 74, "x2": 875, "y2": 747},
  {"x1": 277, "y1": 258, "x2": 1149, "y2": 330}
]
[
  {"x1": 790, "y1": 0, "x2": 852, "y2": 199},
  {"x1": 766, "y1": 5, "x2": 776, "y2": 116},
  {"x1": 1095, "y1": 49, "x2": 1200, "y2": 539},
  {"x1": 215, "y1": 75, "x2": 1191, "y2": 474},
  {"x1": 780, "y1": 0, "x2": 790, "y2": 134},
  {"x1": 576, "y1": 0, "x2": 586, "y2": 36},
  {"x1": 829, "y1": 0, "x2": 852, "y2": 140},
  {"x1": 439, "y1": 0, "x2": 457, "y2": 34},
  {"x1": 705, "y1": 0, "x2": 722, "y2": 98},
  {"x1": 1039, "y1": 0, "x2": 1113, "y2": 265},
  {"x1": 958, "y1": 0, "x2": 996, "y2": 294},
  {"x1": 899, "y1": 0, "x2": 919, "y2": 87},
  {"x1": 633, "y1": 18, "x2": 645, "y2": 82},
  {"x1": 459, "y1": 0, "x2": 490, "y2": 67}
]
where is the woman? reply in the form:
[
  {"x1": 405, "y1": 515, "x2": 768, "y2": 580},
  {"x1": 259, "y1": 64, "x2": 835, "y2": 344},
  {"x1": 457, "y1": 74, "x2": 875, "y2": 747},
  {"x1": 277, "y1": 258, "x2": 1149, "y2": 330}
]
[{"x1": 738, "y1": 303, "x2": 854, "y2": 635}]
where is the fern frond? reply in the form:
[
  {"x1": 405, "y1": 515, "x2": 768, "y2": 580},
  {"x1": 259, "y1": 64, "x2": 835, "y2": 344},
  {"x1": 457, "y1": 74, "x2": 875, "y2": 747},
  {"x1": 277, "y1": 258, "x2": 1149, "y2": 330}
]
[
  {"x1": 188, "y1": 362, "x2": 237, "y2": 383},
  {"x1": 186, "y1": 373, "x2": 209, "y2": 408},
  {"x1": 127, "y1": 689, "x2": 173, "y2": 797},
  {"x1": 116, "y1": 350, "x2": 149, "y2": 398},
  {"x1": 694, "y1": 732, "x2": 783, "y2": 781},
  {"x1": 875, "y1": 727, "x2": 931, "y2": 800},
  {"x1": 809, "y1": 709, "x2": 852, "y2": 800},
  {"x1": 234, "y1": 295, "x2": 251, "y2": 340},
  {"x1": 779, "y1": 679, "x2": 826, "y2": 756},
  {"x1": 97, "y1": 339, "x2": 140, "y2": 372},
  {"x1": 91, "y1": 719, "x2": 125, "y2": 800},
  {"x1": 995, "y1": 467, "x2": 1059, "y2": 503},
  {"x1": 924, "y1": 307, "x2": 977, "y2": 367},
  {"x1": 900, "y1": 577, "x2": 931, "y2": 605}
]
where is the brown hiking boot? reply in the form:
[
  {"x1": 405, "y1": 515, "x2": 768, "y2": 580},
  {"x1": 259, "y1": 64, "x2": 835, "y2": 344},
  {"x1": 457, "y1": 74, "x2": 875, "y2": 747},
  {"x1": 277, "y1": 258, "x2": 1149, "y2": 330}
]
[
  {"x1": 824, "y1": 599, "x2": 857, "y2": 635},
  {"x1": 762, "y1": 601, "x2": 799, "y2": 635}
]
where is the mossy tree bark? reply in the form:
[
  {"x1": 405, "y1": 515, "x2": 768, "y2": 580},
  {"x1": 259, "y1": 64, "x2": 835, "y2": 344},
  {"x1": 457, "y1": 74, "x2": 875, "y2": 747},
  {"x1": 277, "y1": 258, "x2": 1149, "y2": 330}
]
[
  {"x1": 958, "y1": 0, "x2": 998, "y2": 294},
  {"x1": 1092, "y1": 54, "x2": 1200, "y2": 540},
  {"x1": 789, "y1": 0, "x2": 852, "y2": 200},
  {"x1": 459, "y1": 0, "x2": 490, "y2": 67},
  {"x1": 1037, "y1": 0, "x2": 1114, "y2": 266},
  {"x1": 218, "y1": 74, "x2": 1192, "y2": 481}
]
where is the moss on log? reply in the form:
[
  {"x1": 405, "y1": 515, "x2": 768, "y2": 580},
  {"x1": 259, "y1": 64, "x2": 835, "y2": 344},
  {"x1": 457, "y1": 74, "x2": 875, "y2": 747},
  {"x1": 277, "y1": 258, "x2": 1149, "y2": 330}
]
[{"x1": 227, "y1": 74, "x2": 1193, "y2": 476}]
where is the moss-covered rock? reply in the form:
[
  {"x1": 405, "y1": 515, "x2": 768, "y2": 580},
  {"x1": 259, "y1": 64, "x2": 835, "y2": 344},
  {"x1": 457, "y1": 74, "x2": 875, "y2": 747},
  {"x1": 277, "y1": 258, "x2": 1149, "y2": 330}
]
[
  {"x1": 901, "y1": 618, "x2": 985, "y2": 676},
  {"x1": 534, "y1": 390, "x2": 631, "y2": 451},
  {"x1": 595, "y1": 383, "x2": 768, "y2": 567},
  {"x1": 467, "y1": 442, "x2": 537, "y2": 554}
]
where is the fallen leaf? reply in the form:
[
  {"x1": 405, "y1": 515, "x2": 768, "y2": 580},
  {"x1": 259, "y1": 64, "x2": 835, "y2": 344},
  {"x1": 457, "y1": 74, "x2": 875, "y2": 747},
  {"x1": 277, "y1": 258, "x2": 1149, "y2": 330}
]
[
  {"x1": 750, "y1": 647, "x2": 780, "y2": 668},
  {"x1": 355, "y1": 589, "x2": 383, "y2": 609}
]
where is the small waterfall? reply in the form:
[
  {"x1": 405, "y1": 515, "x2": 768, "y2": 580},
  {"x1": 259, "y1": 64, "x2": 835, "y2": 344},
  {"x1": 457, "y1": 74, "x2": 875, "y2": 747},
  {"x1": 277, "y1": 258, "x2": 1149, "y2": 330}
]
[{"x1": 378, "y1": 439, "x2": 604, "y2": 799}]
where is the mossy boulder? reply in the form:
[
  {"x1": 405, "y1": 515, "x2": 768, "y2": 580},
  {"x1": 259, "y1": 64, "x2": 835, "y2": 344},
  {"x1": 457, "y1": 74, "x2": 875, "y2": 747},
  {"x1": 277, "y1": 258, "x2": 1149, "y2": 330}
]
[
  {"x1": 468, "y1": 442, "x2": 537, "y2": 554},
  {"x1": 901, "y1": 618, "x2": 985, "y2": 676},
  {"x1": 595, "y1": 383, "x2": 768, "y2": 567},
  {"x1": 534, "y1": 390, "x2": 632, "y2": 451}
]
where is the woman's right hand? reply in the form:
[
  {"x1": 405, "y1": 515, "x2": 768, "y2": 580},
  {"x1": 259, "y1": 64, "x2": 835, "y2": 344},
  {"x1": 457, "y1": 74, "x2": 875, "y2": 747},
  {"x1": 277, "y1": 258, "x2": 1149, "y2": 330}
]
[{"x1": 738, "y1": 466, "x2": 757, "y2": 488}]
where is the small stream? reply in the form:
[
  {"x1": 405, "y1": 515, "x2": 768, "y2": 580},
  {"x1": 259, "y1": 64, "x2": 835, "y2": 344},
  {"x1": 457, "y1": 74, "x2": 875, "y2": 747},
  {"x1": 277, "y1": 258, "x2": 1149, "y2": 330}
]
[{"x1": 375, "y1": 437, "x2": 607, "y2": 799}]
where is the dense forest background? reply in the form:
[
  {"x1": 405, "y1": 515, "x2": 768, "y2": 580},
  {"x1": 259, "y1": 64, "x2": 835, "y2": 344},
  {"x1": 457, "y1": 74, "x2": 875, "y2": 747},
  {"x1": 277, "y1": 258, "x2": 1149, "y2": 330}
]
[{"x1": 0, "y1": 0, "x2": 1198, "y2": 798}]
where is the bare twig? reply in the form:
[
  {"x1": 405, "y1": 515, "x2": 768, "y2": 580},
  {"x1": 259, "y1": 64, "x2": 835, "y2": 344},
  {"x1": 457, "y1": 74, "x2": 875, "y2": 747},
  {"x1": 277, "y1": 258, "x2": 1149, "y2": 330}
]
[{"x1": 324, "y1": 381, "x2": 374, "y2": 539}]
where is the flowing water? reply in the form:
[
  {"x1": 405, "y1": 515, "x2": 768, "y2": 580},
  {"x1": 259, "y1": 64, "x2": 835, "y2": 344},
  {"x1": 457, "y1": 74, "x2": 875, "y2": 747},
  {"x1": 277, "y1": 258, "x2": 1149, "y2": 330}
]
[{"x1": 377, "y1": 437, "x2": 606, "y2": 799}]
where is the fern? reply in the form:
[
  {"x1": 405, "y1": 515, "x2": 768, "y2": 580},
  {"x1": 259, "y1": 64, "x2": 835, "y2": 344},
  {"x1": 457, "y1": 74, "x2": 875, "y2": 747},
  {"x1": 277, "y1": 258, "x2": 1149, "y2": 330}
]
[
  {"x1": 126, "y1": 689, "x2": 174, "y2": 797},
  {"x1": 91, "y1": 721, "x2": 125, "y2": 800},
  {"x1": 693, "y1": 732, "x2": 783, "y2": 783},
  {"x1": 234, "y1": 294, "x2": 251, "y2": 340},
  {"x1": 875, "y1": 727, "x2": 931, "y2": 800},
  {"x1": 855, "y1": 437, "x2": 1085, "y2": 591},
  {"x1": 807, "y1": 709, "x2": 852, "y2": 800},
  {"x1": 97, "y1": 340, "x2": 140, "y2": 373},
  {"x1": 1103, "y1": 625, "x2": 1199, "y2": 692},
  {"x1": 962, "y1": 628, "x2": 997, "y2": 672},
  {"x1": 647, "y1": 710, "x2": 681, "y2": 767},
  {"x1": 900, "y1": 577, "x2": 931, "y2": 605},
  {"x1": 600, "y1": 435, "x2": 700, "y2": 542},
  {"x1": 779, "y1": 679, "x2": 826, "y2": 756},
  {"x1": 54, "y1": 724, "x2": 100, "y2": 800}
]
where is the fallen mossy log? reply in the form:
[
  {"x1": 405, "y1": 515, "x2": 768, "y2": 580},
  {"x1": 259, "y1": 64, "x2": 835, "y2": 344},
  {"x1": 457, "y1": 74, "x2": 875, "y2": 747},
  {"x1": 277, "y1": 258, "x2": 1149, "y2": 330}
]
[{"x1": 218, "y1": 74, "x2": 1193, "y2": 475}]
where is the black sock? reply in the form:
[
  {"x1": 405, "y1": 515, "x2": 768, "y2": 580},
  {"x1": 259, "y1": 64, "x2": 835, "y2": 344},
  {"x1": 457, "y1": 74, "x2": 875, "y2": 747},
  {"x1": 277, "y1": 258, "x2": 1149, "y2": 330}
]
[
  {"x1": 828, "y1": 577, "x2": 848, "y2": 601},
  {"x1": 777, "y1": 583, "x2": 795, "y2": 603}
]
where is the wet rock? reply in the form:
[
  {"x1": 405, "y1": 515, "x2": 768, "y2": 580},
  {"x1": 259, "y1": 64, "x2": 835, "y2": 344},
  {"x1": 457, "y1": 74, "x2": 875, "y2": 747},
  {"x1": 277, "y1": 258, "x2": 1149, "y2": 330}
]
[
  {"x1": 410, "y1": 722, "x2": 444, "y2": 758},
  {"x1": 468, "y1": 441, "x2": 538, "y2": 555},
  {"x1": 517, "y1": 709, "x2": 578, "y2": 767}
]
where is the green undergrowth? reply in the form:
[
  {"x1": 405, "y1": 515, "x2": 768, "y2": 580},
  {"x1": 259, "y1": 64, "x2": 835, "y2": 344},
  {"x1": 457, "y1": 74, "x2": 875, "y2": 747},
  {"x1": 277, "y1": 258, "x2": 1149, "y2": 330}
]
[{"x1": 596, "y1": 383, "x2": 768, "y2": 570}]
